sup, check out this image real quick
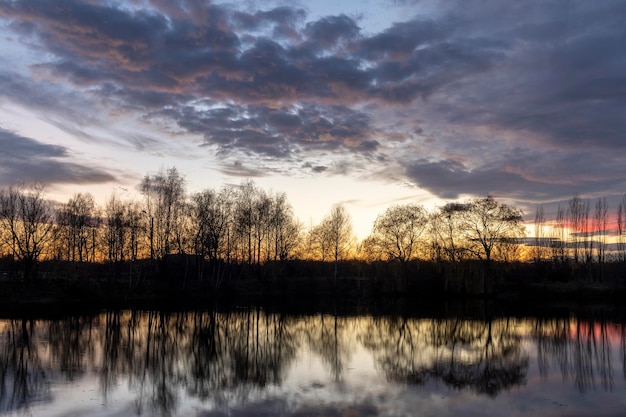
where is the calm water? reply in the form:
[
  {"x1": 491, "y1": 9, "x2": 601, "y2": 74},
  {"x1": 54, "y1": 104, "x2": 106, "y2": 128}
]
[{"x1": 1, "y1": 307, "x2": 626, "y2": 417}]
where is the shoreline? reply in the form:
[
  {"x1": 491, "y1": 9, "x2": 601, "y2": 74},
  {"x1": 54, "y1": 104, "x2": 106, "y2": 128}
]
[{"x1": 1, "y1": 275, "x2": 625, "y2": 318}]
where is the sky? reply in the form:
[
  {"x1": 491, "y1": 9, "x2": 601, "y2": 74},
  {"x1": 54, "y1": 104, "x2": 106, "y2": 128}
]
[{"x1": 0, "y1": 0, "x2": 625, "y2": 238}]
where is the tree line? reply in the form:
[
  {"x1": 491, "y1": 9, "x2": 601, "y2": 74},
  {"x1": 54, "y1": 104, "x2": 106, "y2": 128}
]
[
  {"x1": 2, "y1": 166, "x2": 625, "y2": 283},
  {"x1": 532, "y1": 194, "x2": 626, "y2": 265}
]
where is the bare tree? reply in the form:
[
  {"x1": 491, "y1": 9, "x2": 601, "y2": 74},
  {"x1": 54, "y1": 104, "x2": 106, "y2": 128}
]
[
  {"x1": 323, "y1": 204, "x2": 354, "y2": 281},
  {"x1": 367, "y1": 204, "x2": 428, "y2": 262},
  {"x1": 233, "y1": 180, "x2": 257, "y2": 264},
  {"x1": 191, "y1": 187, "x2": 234, "y2": 283},
  {"x1": 253, "y1": 189, "x2": 271, "y2": 265},
  {"x1": 308, "y1": 222, "x2": 331, "y2": 262},
  {"x1": 56, "y1": 193, "x2": 98, "y2": 262},
  {"x1": 141, "y1": 167, "x2": 186, "y2": 261},
  {"x1": 618, "y1": 195, "x2": 626, "y2": 261},
  {"x1": 103, "y1": 194, "x2": 144, "y2": 263},
  {"x1": 457, "y1": 196, "x2": 525, "y2": 264},
  {"x1": 533, "y1": 205, "x2": 548, "y2": 262},
  {"x1": 430, "y1": 203, "x2": 469, "y2": 263},
  {"x1": 269, "y1": 193, "x2": 301, "y2": 261},
  {"x1": 456, "y1": 196, "x2": 525, "y2": 293},
  {"x1": 172, "y1": 200, "x2": 194, "y2": 256},
  {"x1": 567, "y1": 195, "x2": 590, "y2": 264},
  {"x1": 551, "y1": 205, "x2": 566, "y2": 263},
  {"x1": 593, "y1": 197, "x2": 608, "y2": 265},
  {"x1": 126, "y1": 201, "x2": 144, "y2": 261},
  {"x1": 104, "y1": 194, "x2": 126, "y2": 263},
  {"x1": 0, "y1": 185, "x2": 54, "y2": 280}
]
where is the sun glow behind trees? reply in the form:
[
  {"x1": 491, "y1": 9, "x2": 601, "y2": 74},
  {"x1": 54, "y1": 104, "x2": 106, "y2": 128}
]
[{"x1": 1, "y1": 168, "x2": 626, "y2": 282}]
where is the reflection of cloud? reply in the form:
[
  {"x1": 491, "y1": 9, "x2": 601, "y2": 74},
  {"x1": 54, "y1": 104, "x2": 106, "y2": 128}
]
[
  {"x1": 197, "y1": 397, "x2": 380, "y2": 417},
  {"x1": 0, "y1": 128, "x2": 116, "y2": 187}
]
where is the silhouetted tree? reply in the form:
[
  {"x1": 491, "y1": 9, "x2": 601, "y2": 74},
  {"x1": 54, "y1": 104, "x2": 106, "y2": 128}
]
[
  {"x1": 593, "y1": 197, "x2": 608, "y2": 265},
  {"x1": 104, "y1": 194, "x2": 127, "y2": 263},
  {"x1": 55, "y1": 193, "x2": 98, "y2": 262},
  {"x1": 233, "y1": 180, "x2": 257, "y2": 264},
  {"x1": 568, "y1": 195, "x2": 590, "y2": 264},
  {"x1": 430, "y1": 203, "x2": 470, "y2": 263},
  {"x1": 268, "y1": 192, "x2": 301, "y2": 261},
  {"x1": 441, "y1": 196, "x2": 525, "y2": 293},
  {"x1": 308, "y1": 221, "x2": 332, "y2": 262},
  {"x1": 141, "y1": 167, "x2": 186, "y2": 261},
  {"x1": 618, "y1": 195, "x2": 626, "y2": 261},
  {"x1": 0, "y1": 185, "x2": 54, "y2": 280},
  {"x1": 321, "y1": 204, "x2": 354, "y2": 281},
  {"x1": 459, "y1": 196, "x2": 525, "y2": 266},
  {"x1": 551, "y1": 205, "x2": 566, "y2": 263},
  {"x1": 367, "y1": 204, "x2": 428, "y2": 262},
  {"x1": 533, "y1": 205, "x2": 549, "y2": 262},
  {"x1": 191, "y1": 186, "x2": 234, "y2": 284}
]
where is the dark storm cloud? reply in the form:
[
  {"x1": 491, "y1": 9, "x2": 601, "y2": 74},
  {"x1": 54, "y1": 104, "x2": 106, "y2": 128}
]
[
  {"x1": 0, "y1": 128, "x2": 116, "y2": 187},
  {"x1": 1, "y1": 0, "x2": 625, "y2": 201}
]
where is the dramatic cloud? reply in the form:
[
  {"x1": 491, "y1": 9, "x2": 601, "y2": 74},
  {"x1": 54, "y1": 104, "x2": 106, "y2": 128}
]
[
  {"x1": 0, "y1": 0, "x2": 624, "y2": 206},
  {"x1": 157, "y1": 102, "x2": 375, "y2": 158}
]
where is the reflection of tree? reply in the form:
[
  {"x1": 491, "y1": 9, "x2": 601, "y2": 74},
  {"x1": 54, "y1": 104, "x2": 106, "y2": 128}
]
[
  {"x1": 185, "y1": 310, "x2": 228, "y2": 402},
  {"x1": 95, "y1": 310, "x2": 299, "y2": 414},
  {"x1": 4, "y1": 310, "x2": 626, "y2": 414},
  {"x1": 534, "y1": 317, "x2": 570, "y2": 381},
  {"x1": 304, "y1": 314, "x2": 354, "y2": 381},
  {"x1": 47, "y1": 315, "x2": 95, "y2": 381},
  {"x1": 361, "y1": 316, "x2": 528, "y2": 396},
  {"x1": 434, "y1": 319, "x2": 528, "y2": 396},
  {"x1": 534, "y1": 317, "x2": 616, "y2": 393},
  {"x1": 229, "y1": 309, "x2": 298, "y2": 390},
  {"x1": 622, "y1": 323, "x2": 626, "y2": 380},
  {"x1": 360, "y1": 316, "x2": 427, "y2": 384},
  {"x1": 0, "y1": 320, "x2": 50, "y2": 413},
  {"x1": 131, "y1": 311, "x2": 182, "y2": 417},
  {"x1": 100, "y1": 311, "x2": 123, "y2": 401}
]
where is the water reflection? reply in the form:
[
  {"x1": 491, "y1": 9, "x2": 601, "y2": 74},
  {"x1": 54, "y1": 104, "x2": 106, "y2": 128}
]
[
  {"x1": 361, "y1": 316, "x2": 528, "y2": 395},
  {"x1": 0, "y1": 320, "x2": 50, "y2": 413},
  {"x1": 0, "y1": 309, "x2": 624, "y2": 416},
  {"x1": 533, "y1": 316, "x2": 620, "y2": 392}
]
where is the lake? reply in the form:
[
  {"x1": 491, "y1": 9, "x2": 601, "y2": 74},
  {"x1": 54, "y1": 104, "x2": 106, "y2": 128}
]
[{"x1": 1, "y1": 304, "x2": 625, "y2": 416}]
